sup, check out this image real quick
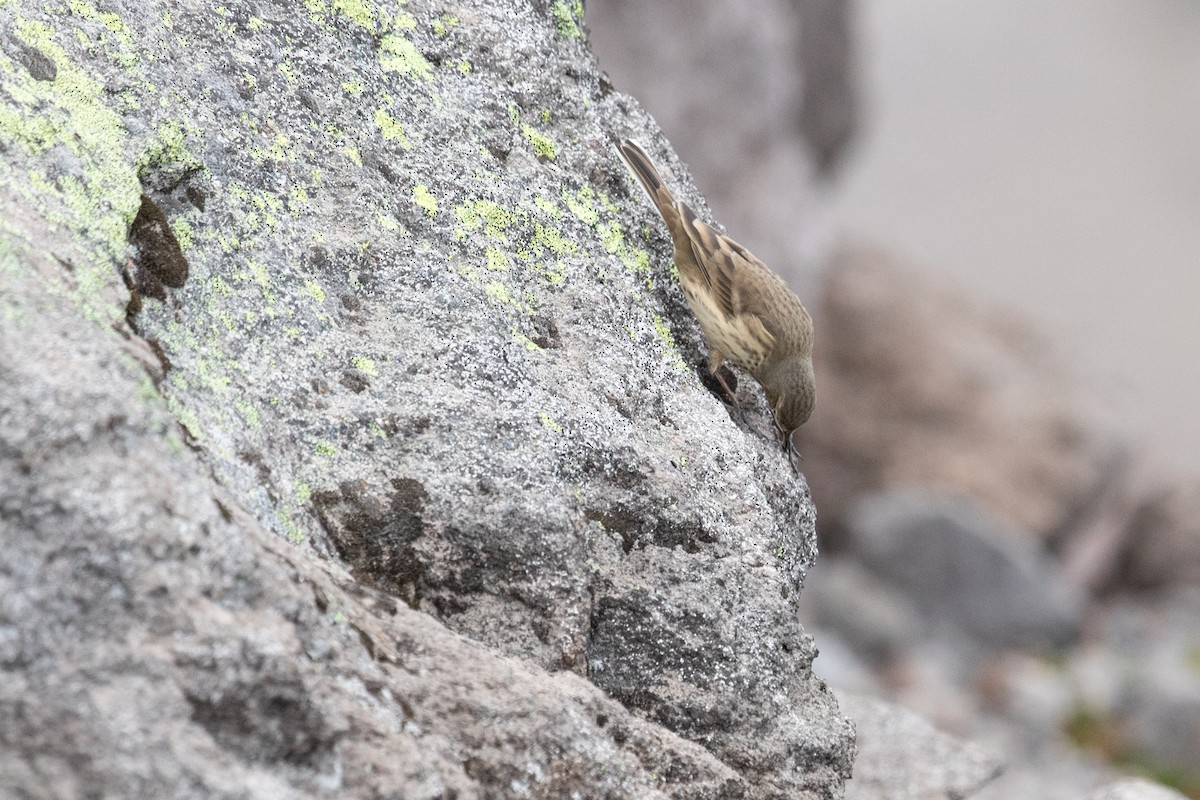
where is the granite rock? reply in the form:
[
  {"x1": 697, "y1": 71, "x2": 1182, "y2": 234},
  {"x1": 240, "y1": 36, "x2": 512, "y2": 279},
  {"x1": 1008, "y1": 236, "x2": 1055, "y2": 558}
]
[
  {"x1": 0, "y1": 0, "x2": 853, "y2": 797},
  {"x1": 839, "y1": 694, "x2": 1003, "y2": 800}
]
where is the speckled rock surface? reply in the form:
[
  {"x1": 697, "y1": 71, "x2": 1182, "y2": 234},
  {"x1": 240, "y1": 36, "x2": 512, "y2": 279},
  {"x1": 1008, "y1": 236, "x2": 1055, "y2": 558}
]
[
  {"x1": 840, "y1": 694, "x2": 1003, "y2": 800},
  {"x1": 0, "y1": 0, "x2": 853, "y2": 797}
]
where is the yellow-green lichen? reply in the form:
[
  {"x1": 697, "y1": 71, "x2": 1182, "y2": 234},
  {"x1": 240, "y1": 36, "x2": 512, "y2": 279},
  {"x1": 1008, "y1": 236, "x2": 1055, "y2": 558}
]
[
  {"x1": 455, "y1": 199, "x2": 514, "y2": 242},
  {"x1": 598, "y1": 221, "x2": 624, "y2": 255},
  {"x1": 538, "y1": 411, "x2": 563, "y2": 433},
  {"x1": 333, "y1": 0, "x2": 376, "y2": 30},
  {"x1": 278, "y1": 506, "x2": 306, "y2": 544},
  {"x1": 432, "y1": 13, "x2": 458, "y2": 36},
  {"x1": 341, "y1": 79, "x2": 365, "y2": 96},
  {"x1": 224, "y1": 183, "x2": 285, "y2": 237},
  {"x1": 373, "y1": 108, "x2": 410, "y2": 147},
  {"x1": 523, "y1": 223, "x2": 575, "y2": 286},
  {"x1": 314, "y1": 440, "x2": 337, "y2": 457},
  {"x1": 245, "y1": 258, "x2": 269, "y2": 287},
  {"x1": 289, "y1": 182, "x2": 310, "y2": 208},
  {"x1": 484, "y1": 281, "x2": 513, "y2": 305},
  {"x1": 352, "y1": 355, "x2": 378, "y2": 376},
  {"x1": 380, "y1": 33, "x2": 432, "y2": 80},
  {"x1": 209, "y1": 275, "x2": 233, "y2": 297},
  {"x1": 66, "y1": 0, "x2": 137, "y2": 69},
  {"x1": 597, "y1": 219, "x2": 653, "y2": 284},
  {"x1": 167, "y1": 396, "x2": 204, "y2": 441},
  {"x1": 511, "y1": 327, "x2": 542, "y2": 351},
  {"x1": 137, "y1": 119, "x2": 203, "y2": 177},
  {"x1": 596, "y1": 190, "x2": 620, "y2": 215},
  {"x1": 303, "y1": 278, "x2": 326, "y2": 303},
  {"x1": 457, "y1": 60, "x2": 472, "y2": 75},
  {"x1": 537, "y1": 263, "x2": 566, "y2": 286},
  {"x1": 295, "y1": 482, "x2": 312, "y2": 503},
  {"x1": 304, "y1": 0, "x2": 329, "y2": 23},
  {"x1": 485, "y1": 246, "x2": 511, "y2": 271},
  {"x1": 530, "y1": 222, "x2": 577, "y2": 258},
  {"x1": 163, "y1": 429, "x2": 185, "y2": 455},
  {"x1": 564, "y1": 188, "x2": 599, "y2": 225},
  {"x1": 521, "y1": 124, "x2": 557, "y2": 160},
  {"x1": 170, "y1": 218, "x2": 196, "y2": 251},
  {"x1": 249, "y1": 131, "x2": 297, "y2": 164},
  {"x1": 551, "y1": 0, "x2": 584, "y2": 39},
  {"x1": 534, "y1": 195, "x2": 561, "y2": 219},
  {"x1": 234, "y1": 398, "x2": 261, "y2": 427},
  {"x1": 652, "y1": 314, "x2": 688, "y2": 372},
  {"x1": 412, "y1": 184, "x2": 438, "y2": 216},
  {"x1": 387, "y1": 10, "x2": 418, "y2": 29},
  {"x1": 0, "y1": 17, "x2": 141, "y2": 320}
]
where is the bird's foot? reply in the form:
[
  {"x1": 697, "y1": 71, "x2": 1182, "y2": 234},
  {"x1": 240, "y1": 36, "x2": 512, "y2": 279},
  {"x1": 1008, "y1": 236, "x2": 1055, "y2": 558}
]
[{"x1": 697, "y1": 359, "x2": 739, "y2": 406}]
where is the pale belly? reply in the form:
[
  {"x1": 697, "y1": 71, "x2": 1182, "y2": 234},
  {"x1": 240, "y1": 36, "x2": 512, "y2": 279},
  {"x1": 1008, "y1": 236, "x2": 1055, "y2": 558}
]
[{"x1": 681, "y1": 279, "x2": 773, "y2": 374}]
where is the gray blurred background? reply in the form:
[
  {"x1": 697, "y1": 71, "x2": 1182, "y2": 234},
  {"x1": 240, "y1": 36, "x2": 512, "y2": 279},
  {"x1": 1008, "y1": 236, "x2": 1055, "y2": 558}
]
[
  {"x1": 835, "y1": 0, "x2": 1200, "y2": 477},
  {"x1": 590, "y1": 1, "x2": 1200, "y2": 797}
]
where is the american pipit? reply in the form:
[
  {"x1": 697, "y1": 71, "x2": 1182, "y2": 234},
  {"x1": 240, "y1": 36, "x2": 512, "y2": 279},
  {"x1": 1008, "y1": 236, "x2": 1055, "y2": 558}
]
[{"x1": 617, "y1": 139, "x2": 815, "y2": 454}]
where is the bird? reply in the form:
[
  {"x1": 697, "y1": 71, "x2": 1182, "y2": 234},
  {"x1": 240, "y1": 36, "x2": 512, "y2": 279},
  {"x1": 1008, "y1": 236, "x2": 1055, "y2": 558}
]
[{"x1": 616, "y1": 138, "x2": 815, "y2": 456}]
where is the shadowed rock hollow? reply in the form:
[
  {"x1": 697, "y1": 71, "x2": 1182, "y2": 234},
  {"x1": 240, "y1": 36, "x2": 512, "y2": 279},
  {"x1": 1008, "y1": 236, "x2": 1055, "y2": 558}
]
[{"x1": 0, "y1": 0, "x2": 854, "y2": 798}]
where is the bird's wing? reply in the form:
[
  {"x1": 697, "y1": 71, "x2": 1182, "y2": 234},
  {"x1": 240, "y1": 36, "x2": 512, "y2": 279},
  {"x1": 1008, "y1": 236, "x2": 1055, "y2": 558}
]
[
  {"x1": 681, "y1": 211, "x2": 783, "y2": 340},
  {"x1": 617, "y1": 139, "x2": 683, "y2": 234},
  {"x1": 678, "y1": 204, "x2": 735, "y2": 316},
  {"x1": 678, "y1": 212, "x2": 784, "y2": 373}
]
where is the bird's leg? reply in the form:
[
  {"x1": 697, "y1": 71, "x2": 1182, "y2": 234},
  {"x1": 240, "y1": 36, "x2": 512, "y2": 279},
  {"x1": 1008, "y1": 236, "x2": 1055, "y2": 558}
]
[
  {"x1": 699, "y1": 365, "x2": 738, "y2": 407},
  {"x1": 696, "y1": 357, "x2": 747, "y2": 425},
  {"x1": 713, "y1": 370, "x2": 738, "y2": 407},
  {"x1": 705, "y1": 352, "x2": 738, "y2": 406}
]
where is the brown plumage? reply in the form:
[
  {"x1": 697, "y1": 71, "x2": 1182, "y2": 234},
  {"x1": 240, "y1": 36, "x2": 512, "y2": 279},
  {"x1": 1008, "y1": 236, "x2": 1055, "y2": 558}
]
[{"x1": 617, "y1": 139, "x2": 815, "y2": 449}]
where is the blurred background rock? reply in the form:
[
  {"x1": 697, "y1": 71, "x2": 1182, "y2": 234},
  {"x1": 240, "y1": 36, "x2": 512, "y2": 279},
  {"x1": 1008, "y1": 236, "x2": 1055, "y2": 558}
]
[{"x1": 588, "y1": 0, "x2": 1200, "y2": 797}]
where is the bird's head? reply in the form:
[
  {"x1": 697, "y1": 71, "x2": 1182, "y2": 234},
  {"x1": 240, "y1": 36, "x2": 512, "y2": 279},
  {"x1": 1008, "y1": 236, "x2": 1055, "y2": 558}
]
[{"x1": 765, "y1": 356, "x2": 815, "y2": 442}]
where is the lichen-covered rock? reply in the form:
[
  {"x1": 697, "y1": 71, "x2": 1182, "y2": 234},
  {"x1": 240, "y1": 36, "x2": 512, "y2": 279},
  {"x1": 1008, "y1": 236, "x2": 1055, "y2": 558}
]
[
  {"x1": 0, "y1": 287, "x2": 745, "y2": 799},
  {"x1": 0, "y1": 0, "x2": 853, "y2": 797}
]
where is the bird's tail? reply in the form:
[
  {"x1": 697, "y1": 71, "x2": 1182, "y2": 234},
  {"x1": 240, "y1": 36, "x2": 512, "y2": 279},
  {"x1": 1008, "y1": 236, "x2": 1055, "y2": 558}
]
[{"x1": 617, "y1": 139, "x2": 680, "y2": 229}]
